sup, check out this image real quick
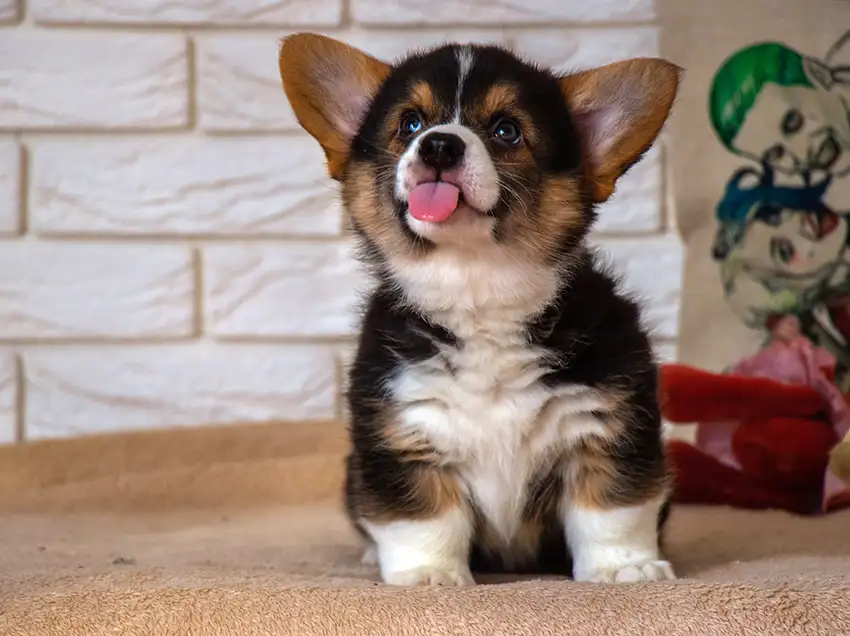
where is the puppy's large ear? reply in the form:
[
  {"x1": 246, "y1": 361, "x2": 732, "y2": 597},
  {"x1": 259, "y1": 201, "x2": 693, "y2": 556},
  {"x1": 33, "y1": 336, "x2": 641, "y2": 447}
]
[
  {"x1": 279, "y1": 33, "x2": 391, "y2": 180},
  {"x1": 560, "y1": 58, "x2": 681, "y2": 202}
]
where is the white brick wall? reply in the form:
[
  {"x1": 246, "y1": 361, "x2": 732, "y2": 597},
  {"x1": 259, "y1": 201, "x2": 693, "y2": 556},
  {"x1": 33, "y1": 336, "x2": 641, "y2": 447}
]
[
  {"x1": 0, "y1": 243, "x2": 195, "y2": 338},
  {"x1": 0, "y1": 140, "x2": 20, "y2": 234},
  {"x1": 25, "y1": 345, "x2": 336, "y2": 439},
  {"x1": 0, "y1": 0, "x2": 681, "y2": 443},
  {"x1": 0, "y1": 0, "x2": 18, "y2": 21},
  {"x1": 0, "y1": 32, "x2": 189, "y2": 129},
  {"x1": 0, "y1": 355, "x2": 16, "y2": 444},
  {"x1": 31, "y1": 138, "x2": 342, "y2": 236}
]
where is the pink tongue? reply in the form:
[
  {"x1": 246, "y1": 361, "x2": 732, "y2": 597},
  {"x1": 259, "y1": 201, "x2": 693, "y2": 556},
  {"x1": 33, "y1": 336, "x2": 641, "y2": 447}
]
[{"x1": 408, "y1": 182, "x2": 460, "y2": 222}]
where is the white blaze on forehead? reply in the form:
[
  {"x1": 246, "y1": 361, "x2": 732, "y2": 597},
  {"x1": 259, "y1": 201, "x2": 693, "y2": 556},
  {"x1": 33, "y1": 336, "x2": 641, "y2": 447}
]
[{"x1": 454, "y1": 46, "x2": 475, "y2": 122}]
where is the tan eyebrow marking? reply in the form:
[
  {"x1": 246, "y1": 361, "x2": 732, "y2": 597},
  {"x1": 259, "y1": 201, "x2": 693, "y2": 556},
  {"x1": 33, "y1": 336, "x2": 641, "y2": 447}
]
[
  {"x1": 411, "y1": 81, "x2": 437, "y2": 115},
  {"x1": 473, "y1": 83, "x2": 539, "y2": 146},
  {"x1": 482, "y1": 83, "x2": 517, "y2": 115}
]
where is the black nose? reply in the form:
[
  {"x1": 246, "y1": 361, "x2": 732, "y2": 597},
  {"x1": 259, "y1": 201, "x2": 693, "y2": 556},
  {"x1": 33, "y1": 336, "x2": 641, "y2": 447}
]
[{"x1": 418, "y1": 132, "x2": 466, "y2": 170}]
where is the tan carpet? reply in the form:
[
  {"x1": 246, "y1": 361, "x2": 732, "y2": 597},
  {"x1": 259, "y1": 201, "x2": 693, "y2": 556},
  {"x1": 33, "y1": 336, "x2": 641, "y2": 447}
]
[{"x1": 1, "y1": 421, "x2": 848, "y2": 636}]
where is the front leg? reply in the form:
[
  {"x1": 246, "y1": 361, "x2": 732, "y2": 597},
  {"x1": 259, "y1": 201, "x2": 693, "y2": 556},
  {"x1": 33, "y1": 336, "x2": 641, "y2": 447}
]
[
  {"x1": 363, "y1": 506, "x2": 474, "y2": 586},
  {"x1": 562, "y1": 439, "x2": 675, "y2": 583},
  {"x1": 347, "y1": 450, "x2": 475, "y2": 587},
  {"x1": 565, "y1": 495, "x2": 674, "y2": 583}
]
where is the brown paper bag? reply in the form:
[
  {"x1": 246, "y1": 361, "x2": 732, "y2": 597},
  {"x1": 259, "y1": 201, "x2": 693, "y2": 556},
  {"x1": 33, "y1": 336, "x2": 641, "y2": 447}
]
[{"x1": 660, "y1": 0, "x2": 850, "y2": 381}]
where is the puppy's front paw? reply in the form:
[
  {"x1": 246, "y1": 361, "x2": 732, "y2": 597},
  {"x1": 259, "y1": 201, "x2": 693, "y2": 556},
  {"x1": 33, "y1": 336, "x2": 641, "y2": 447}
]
[
  {"x1": 583, "y1": 559, "x2": 676, "y2": 583},
  {"x1": 385, "y1": 564, "x2": 475, "y2": 587}
]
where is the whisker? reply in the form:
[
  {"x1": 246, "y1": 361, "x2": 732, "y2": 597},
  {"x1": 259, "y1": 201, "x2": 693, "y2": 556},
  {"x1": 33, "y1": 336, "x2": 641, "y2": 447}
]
[
  {"x1": 358, "y1": 138, "x2": 400, "y2": 161},
  {"x1": 503, "y1": 176, "x2": 534, "y2": 201},
  {"x1": 499, "y1": 180, "x2": 529, "y2": 216},
  {"x1": 501, "y1": 173, "x2": 535, "y2": 201}
]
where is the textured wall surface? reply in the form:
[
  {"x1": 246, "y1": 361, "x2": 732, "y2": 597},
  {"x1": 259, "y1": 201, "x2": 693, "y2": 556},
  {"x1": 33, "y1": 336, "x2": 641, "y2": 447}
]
[{"x1": 0, "y1": 0, "x2": 682, "y2": 443}]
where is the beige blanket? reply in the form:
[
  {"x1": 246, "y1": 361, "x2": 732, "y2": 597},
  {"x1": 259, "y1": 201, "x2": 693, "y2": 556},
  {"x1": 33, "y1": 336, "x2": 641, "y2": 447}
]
[{"x1": 1, "y1": 421, "x2": 849, "y2": 636}]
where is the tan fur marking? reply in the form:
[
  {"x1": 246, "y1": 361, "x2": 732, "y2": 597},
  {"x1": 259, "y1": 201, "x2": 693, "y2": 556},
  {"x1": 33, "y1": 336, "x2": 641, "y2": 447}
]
[
  {"x1": 411, "y1": 81, "x2": 438, "y2": 116},
  {"x1": 567, "y1": 448, "x2": 671, "y2": 510},
  {"x1": 559, "y1": 58, "x2": 681, "y2": 202},
  {"x1": 350, "y1": 466, "x2": 464, "y2": 523},
  {"x1": 480, "y1": 84, "x2": 514, "y2": 117},
  {"x1": 360, "y1": 464, "x2": 463, "y2": 523},
  {"x1": 503, "y1": 173, "x2": 585, "y2": 264},
  {"x1": 412, "y1": 467, "x2": 465, "y2": 517},
  {"x1": 563, "y1": 385, "x2": 669, "y2": 510},
  {"x1": 344, "y1": 162, "x2": 423, "y2": 258},
  {"x1": 382, "y1": 420, "x2": 442, "y2": 464},
  {"x1": 345, "y1": 410, "x2": 465, "y2": 522}
]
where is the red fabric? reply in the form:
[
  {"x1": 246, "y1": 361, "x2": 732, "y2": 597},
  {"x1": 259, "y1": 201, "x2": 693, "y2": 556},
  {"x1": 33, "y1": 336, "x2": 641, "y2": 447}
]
[
  {"x1": 732, "y1": 417, "x2": 837, "y2": 489},
  {"x1": 659, "y1": 364, "x2": 827, "y2": 423},
  {"x1": 660, "y1": 363, "x2": 843, "y2": 515},
  {"x1": 667, "y1": 440, "x2": 815, "y2": 514}
]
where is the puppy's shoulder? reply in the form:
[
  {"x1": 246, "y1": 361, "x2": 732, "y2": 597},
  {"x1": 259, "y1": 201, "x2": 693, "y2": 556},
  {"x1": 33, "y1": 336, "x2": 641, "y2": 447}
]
[
  {"x1": 533, "y1": 251, "x2": 656, "y2": 390},
  {"x1": 348, "y1": 281, "x2": 457, "y2": 412}
]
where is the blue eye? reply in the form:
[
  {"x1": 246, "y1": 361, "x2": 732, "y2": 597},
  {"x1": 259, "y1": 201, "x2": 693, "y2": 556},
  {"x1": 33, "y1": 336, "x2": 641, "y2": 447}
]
[
  {"x1": 492, "y1": 118, "x2": 522, "y2": 145},
  {"x1": 399, "y1": 111, "x2": 422, "y2": 137}
]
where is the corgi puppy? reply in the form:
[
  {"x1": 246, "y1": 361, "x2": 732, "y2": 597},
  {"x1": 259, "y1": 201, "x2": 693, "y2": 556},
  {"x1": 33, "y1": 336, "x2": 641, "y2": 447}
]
[{"x1": 279, "y1": 34, "x2": 681, "y2": 587}]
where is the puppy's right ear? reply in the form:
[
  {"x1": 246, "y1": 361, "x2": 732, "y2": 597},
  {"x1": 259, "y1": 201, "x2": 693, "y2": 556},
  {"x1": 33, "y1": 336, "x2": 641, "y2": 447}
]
[{"x1": 279, "y1": 33, "x2": 391, "y2": 180}]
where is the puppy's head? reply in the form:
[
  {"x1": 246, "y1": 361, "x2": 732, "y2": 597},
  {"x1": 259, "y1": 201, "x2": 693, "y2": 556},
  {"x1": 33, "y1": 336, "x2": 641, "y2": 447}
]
[{"x1": 280, "y1": 34, "x2": 680, "y2": 267}]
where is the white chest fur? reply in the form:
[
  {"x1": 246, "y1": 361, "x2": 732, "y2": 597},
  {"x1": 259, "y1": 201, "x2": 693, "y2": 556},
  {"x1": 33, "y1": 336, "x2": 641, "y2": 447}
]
[
  {"x1": 391, "y1": 331, "x2": 611, "y2": 543},
  {"x1": 388, "y1": 247, "x2": 613, "y2": 544}
]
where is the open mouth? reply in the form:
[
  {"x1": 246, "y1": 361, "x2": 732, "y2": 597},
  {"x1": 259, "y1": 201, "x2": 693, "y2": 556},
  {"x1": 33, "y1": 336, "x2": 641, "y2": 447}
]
[
  {"x1": 806, "y1": 211, "x2": 839, "y2": 240},
  {"x1": 813, "y1": 135, "x2": 841, "y2": 171},
  {"x1": 408, "y1": 181, "x2": 465, "y2": 223}
]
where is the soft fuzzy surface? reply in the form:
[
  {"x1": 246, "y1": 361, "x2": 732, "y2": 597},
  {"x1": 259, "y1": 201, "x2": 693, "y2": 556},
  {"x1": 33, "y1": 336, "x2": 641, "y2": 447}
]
[{"x1": 1, "y1": 421, "x2": 848, "y2": 636}]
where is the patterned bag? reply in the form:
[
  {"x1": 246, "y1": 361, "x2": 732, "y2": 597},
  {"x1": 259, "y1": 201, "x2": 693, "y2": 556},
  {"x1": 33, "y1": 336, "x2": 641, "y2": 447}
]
[{"x1": 660, "y1": 0, "x2": 850, "y2": 510}]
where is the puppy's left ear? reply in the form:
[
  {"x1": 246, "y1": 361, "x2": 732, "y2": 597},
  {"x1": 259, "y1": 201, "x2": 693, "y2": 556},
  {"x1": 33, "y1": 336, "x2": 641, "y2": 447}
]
[{"x1": 560, "y1": 58, "x2": 682, "y2": 202}]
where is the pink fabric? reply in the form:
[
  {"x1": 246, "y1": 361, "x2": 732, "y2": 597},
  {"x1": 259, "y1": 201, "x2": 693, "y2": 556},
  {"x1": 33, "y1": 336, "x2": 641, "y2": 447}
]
[{"x1": 693, "y1": 316, "x2": 850, "y2": 512}]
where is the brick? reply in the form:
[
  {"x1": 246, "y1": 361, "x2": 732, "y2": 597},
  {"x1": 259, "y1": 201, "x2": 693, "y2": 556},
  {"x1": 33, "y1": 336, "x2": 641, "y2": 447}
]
[
  {"x1": 24, "y1": 344, "x2": 336, "y2": 439},
  {"x1": 0, "y1": 32, "x2": 188, "y2": 129},
  {"x1": 0, "y1": 0, "x2": 19, "y2": 22},
  {"x1": 30, "y1": 0, "x2": 342, "y2": 25},
  {"x1": 352, "y1": 0, "x2": 654, "y2": 25},
  {"x1": 0, "y1": 244, "x2": 194, "y2": 340},
  {"x1": 197, "y1": 36, "x2": 293, "y2": 132},
  {"x1": 0, "y1": 354, "x2": 15, "y2": 444},
  {"x1": 596, "y1": 235, "x2": 683, "y2": 339},
  {"x1": 31, "y1": 138, "x2": 340, "y2": 237},
  {"x1": 197, "y1": 31, "x2": 507, "y2": 132},
  {"x1": 596, "y1": 145, "x2": 661, "y2": 233},
  {"x1": 513, "y1": 27, "x2": 659, "y2": 71},
  {"x1": 205, "y1": 242, "x2": 366, "y2": 338},
  {"x1": 0, "y1": 140, "x2": 19, "y2": 234}
]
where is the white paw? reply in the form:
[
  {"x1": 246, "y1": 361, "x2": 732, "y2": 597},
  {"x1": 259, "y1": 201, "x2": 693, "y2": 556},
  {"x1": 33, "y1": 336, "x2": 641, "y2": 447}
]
[
  {"x1": 360, "y1": 545, "x2": 379, "y2": 566},
  {"x1": 583, "y1": 560, "x2": 676, "y2": 583},
  {"x1": 385, "y1": 565, "x2": 475, "y2": 587}
]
